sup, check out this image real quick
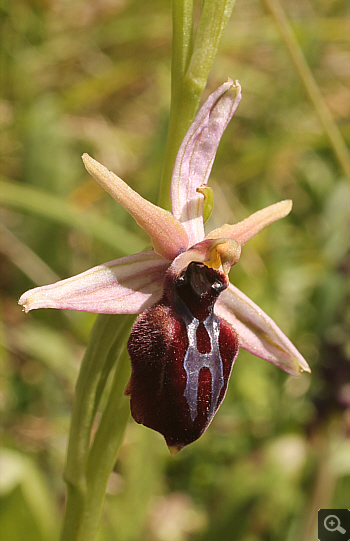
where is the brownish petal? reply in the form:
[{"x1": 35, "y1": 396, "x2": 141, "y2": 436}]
[{"x1": 82, "y1": 154, "x2": 188, "y2": 260}]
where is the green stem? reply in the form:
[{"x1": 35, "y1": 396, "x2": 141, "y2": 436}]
[
  {"x1": 158, "y1": 0, "x2": 236, "y2": 209},
  {"x1": 83, "y1": 349, "x2": 131, "y2": 540},
  {"x1": 60, "y1": 314, "x2": 133, "y2": 541},
  {"x1": 62, "y1": 347, "x2": 131, "y2": 541},
  {"x1": 186, "y1": 0, "x2": 236, "y2": 90},
  {"x1": 171, "y1": 0, "x2": 194, "y2": 81},
  {"x1": 262, "y1": 0, "x2": 350, "y2": 180}
]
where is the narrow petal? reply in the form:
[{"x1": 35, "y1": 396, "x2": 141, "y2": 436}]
[
  {"x1": 19, "y1": 251, "x2": 168, "y2": 314},
  {"x1": 171, "y1": 79, "x2": 242, "y2": 245},
  {"x1": 82, "y1": 154, "x2": 188, "y2": 260},
  {"x1": 215, "y1": 283, "x2": 310, "y2": 377},
  {"x1": 207, "y1": 200, "x2": 293, "y2": 245}
]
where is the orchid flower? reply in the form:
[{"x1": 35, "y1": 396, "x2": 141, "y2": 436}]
[{"x1": 19, "y1": 80, "x2": 310, "y2": 453}]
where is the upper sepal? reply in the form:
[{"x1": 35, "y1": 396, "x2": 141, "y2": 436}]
[{"x1": 171, "y1": 79, "x2": 242, "y2": 246}]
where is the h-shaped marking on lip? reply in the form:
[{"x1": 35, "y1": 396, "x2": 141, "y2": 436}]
[
  {"x1": 183, "y1": 313, "x2": 224, "y2": 422},
  {"x1": 175, "y1": 295, "x2": 224, "y2": 423}
]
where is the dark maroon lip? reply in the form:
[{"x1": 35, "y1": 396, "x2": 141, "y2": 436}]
[{"x1": 126, "y1": 261, "x2": 239, "y2": 452}]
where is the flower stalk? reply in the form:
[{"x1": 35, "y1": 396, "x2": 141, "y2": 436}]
[
  {"x1": 159, "y1": 0, "x2": 237, "y2": 209},
  {"x1": 58, "y1": 2, "x2": 239, "y2": 539},
  {"x1": 60, "y1": 315, "x2": 133, "y2": 541}
]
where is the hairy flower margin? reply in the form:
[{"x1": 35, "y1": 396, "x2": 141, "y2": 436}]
[{"x1": 19, "y1": 80, "x2": 310, "y2": 452}]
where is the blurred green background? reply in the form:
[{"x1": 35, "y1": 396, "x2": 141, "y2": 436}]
[{"x1": 1, "y1": 1, "x2": 349, "y2": 540}]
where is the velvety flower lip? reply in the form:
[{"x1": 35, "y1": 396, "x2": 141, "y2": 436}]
[{"x1": 19, "y1": 78, "x2": 310, "y2": 448}]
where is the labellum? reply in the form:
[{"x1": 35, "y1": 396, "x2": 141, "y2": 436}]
[{"x1": 126, "y1": 261, "x2": 239, "y2": 454}]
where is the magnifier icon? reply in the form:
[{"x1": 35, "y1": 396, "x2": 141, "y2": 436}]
[{"x1": 324, "y1": 515, "x2": 346, "y2": 534}]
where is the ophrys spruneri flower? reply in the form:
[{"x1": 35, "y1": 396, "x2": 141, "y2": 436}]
[{"x1": 19, "y1": 80, "x2": 310, "y2": 453}]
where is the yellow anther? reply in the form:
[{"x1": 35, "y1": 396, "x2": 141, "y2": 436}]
[
  {"x1": 205, "y1": 247, "x2": 222, "y2": 270},
  {"x1": 204, "y1": 238, "x2": 241, "y2": 274}
]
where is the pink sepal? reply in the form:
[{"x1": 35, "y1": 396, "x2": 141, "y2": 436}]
[
  {"x1": 216, "y1": 283, "x2": 310, "y2": 377},
  {"x1": 19, "y1": 251, "x2": 168, "y2": 314},
  {"x1": 171, "y1": 79, "x2": 242, "y2": 245}
]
